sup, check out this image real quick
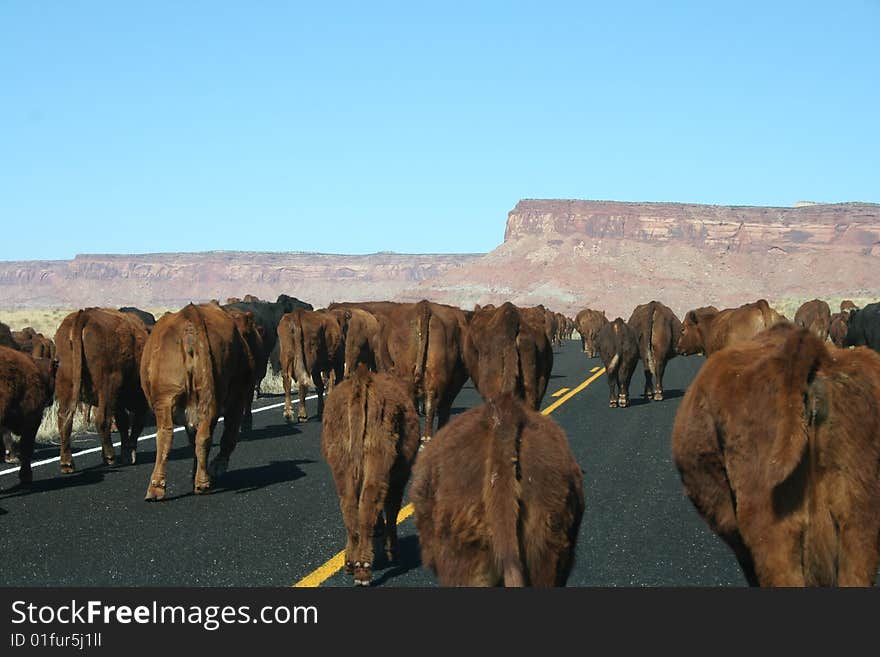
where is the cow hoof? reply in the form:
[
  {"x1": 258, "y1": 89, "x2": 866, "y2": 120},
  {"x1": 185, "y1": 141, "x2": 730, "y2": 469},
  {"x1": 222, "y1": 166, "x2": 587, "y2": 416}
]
[
  {"x1": 353, "y1": 562, "x2": 372, "y2": 586},
  {"x1": 344, "y1": 560, "x2": 355, "y2": 574},
  {"x1": 103, "y1": 456, "x2": 116, "y2": 467},
  {"x1": 122, "y1": 448, "x2": 137, "y2": 465},
  {"x1": 208, "y1": 458, "x2": 228, "y2": 479},
  {"x1": 619, "y1": 398, "x2": 629, "y2": 408},
  {"x1": 297, "y1": 413, "x2": 308, "y2": 422},
  {"x1": 654, "y1": 392, "x2": 664, "y2": 401},
  {"x1": 60, "y1": 462, "x2": 76, "y2": 475},
  {"x1": 5, "y1": 455, "x2": 20, "y2": 465},
  {"x1": 144, "y1": 480, "x2": 166, "y2": 501},
  {"x1": 608, "y1": 400, "x2": 618, "y2": 408},
  {"x1": 194, "y1": 483, "x2": 212, "y2": 495}
]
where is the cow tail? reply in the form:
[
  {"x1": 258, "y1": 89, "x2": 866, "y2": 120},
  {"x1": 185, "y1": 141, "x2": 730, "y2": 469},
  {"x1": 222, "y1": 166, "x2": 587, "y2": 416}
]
[
  {"x1": 484, "y1": 398, "x2": 526, "y2": 587},
  {"x1": 413, "y1": 302, "x2": 432, "y2": 389},
  {"x1": 346, "y1": 364, "x2": 370, "y2": 486},
  {"x1": 767, "y1": 328, "x2": 837, "y2": 584},
  {"x1": 607, "y1": 353, "x2": 620, "y2": 375},
  {"x1": 66, "y1": 310, "x2": 87, "y2": 425},
  {"x1": 182, "y1": 305, "x2": 215, "y2": 421},
  {"x1": 646, "y1": 303, "x2": 657, "y2": 377}
]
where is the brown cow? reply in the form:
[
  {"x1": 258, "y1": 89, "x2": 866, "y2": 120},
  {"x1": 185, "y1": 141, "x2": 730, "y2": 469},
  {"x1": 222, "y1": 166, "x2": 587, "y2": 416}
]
[
  {"x1": 11, "y1": 327, "x2": 56, "y2": 359},
  {"x1": 627, "y1": 301, "x2": 682, "y2": 401},
  {"x1": 677, "y1": 299, "x2": 785, "y2": 356},
  {"x1": 321, "y1": 364, "x2": 420, "y2": 586},
  {"x1": 673, "y1": 323, "x2": 880, "y2": 586},
  {"x1": 1, "y1": 322, "x2": 19, "y2": 350},
  {"x1": 0, "y1": 347, "x2": 57, "y2": 484},
  {"x1": 335, "y1": 307, "x2": 381, "y2": 377},
  {"x1": 463, "y1": 302, "x2": 553, "y2": 410},
  {"x1": 277, "y1": 309, "x2": 344, "y2": 422},
  {"x1": 55, "y1": 308, "x2": 150, "y2": 472},
  {"x1": 829, "y1": 312, "x2": 849, "y2": 347},
  {"x1": 840, "y1": 300, "x2": 859, "y2": 314},
  {"x1": 224, "y1": 308, "x2": 263, "y2": 430},
  {"x1": 596, "y1": 318, "x2": 639, "y2": 408},
  {"x1": 411, "y1": 394, "x2": 584, "y2": 586},
  {"x1": 794, "y1": 299, "x2": 831, "y2": 342},
  {"x1": 140, "y1": 303, "x2": 255, "y2": 500},
  {"x1": 575, "y1": 309, "x2": 608, "y2": 357},
  {"x1": 377, "y1": 300, "x2": 469, "y2": 442}
]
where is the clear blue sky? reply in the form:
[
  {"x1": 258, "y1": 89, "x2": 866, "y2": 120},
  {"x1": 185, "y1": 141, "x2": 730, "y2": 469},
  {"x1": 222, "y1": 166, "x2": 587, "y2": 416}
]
[{"x1": 2, "y1": 1, "x2": 878, "y2": 260}]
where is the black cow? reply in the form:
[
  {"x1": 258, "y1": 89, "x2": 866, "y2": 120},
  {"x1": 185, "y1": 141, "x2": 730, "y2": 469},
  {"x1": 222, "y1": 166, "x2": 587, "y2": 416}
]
[{"x1": 844, "y1": 302, "x2": 880, "y2": 352}]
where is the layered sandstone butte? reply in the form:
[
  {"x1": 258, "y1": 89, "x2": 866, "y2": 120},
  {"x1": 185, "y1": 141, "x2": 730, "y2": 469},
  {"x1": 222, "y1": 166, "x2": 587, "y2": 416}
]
[
  {"x1": 0, "y1": 251, "x2": 481, "y2": 310},
  {"x1": 400, "y1": 199, "x2": 880, "y2": 318}
]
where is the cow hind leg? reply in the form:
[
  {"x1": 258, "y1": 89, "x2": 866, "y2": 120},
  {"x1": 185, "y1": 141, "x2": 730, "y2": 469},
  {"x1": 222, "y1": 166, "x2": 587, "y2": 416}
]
[
  {"x1": 114, "y1": 408, "x2": 133, "y2": 465},
  {"x1": 423, "y1": 390, "x2": 438, "y2": 442},
  {"x1": 643, "y1": 367, "x2": 654, "y2": 400},
  {"x1": 315, "y1": 376, "x2": 326, "y2": 419},
  {"x1": 124, "y1": 404, "x2": 147, "y2": 465},
  {"x1": 297, "y1": 377, "x2": 309, "y2": 422},
  {"x1": 3, "y1": 430, "x2": 19, "y2": 465},
  {"x1": 653, "y1": 359, "x2": 667, "y2": 401},
  {"x1": 607, "y1": 377, "x2": 618, "y2": 408},
  {"x1": 354, "y1": 473, "x2": 390, "y2": 587},
  {"x1": 57, "y1": 399, "x2": 76, "y2": 474},
  {"x1": 94, "y1": 401, "x2": 116, "y2": 466},
  {"x1": 383, "y1": 480, "x2": 406, "y2": 563},
  {"x1": 15, "y1": 422, "x2": 38, "y2": 486},
  {"x1": 145, "y1": 405, "x2": 174, "y2": 501},
  {"x1": 282, "y1": 368, "x2": 294, "y2": 423},
  {"x1": 193, "y1": 419, "x2": 216, "y2": 494}
]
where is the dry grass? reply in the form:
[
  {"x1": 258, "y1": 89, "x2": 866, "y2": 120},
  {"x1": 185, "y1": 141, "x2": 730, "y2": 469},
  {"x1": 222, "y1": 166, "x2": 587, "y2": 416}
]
[
  {"x1": 770, "y1": 296, "x2": 879, "y2": 320},
  {"x1": 0, "y1": 306, "x2": 174, "y2": 339}
]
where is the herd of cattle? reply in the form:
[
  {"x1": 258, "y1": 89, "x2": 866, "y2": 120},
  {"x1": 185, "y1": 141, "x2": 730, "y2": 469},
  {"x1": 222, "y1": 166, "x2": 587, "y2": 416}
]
[{"x1": 1, "y1": 293, "x2": 880, "y2": 587}]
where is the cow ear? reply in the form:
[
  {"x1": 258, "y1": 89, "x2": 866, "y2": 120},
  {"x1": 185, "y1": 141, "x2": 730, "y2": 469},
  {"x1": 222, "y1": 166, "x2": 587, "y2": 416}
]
[{"x1": 686, "y1": 310, "x2": 698, "y2": 324}]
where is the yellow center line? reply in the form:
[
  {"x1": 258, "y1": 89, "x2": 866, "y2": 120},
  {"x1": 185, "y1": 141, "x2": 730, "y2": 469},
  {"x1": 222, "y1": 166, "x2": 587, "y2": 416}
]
[
  {"x1": 550, "y1": 387, "x2": 571, "y2": 397},
  {"x1": 292, "y1": 365, "x2": 607, "y2": 587}
]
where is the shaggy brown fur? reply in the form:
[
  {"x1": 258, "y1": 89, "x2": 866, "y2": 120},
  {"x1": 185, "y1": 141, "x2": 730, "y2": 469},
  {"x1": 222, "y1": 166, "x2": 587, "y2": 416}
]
[
  {"x1": 140, "y1": 303, "x2": 255, "y2": 500},
  {"x1": 377, "y1": 300, "x2": 468, "y2": 442},
  {"x1": 794, "y1": 299, "x2": 831, "y2": 342},
  {"x1": 828, "y1": 312, "x2": 849, "y2": 347},
  {"x1": 0, "y1": 347, "x2": 56, "y2": 484},
  {"x1": 320, "y1": 365, "x2": 420, "y2": 586},
  {"x1": 575, "y1": 309, "x2": 608, "y2": 357},
  {"x1": 224, "y1": 308, "x2": 263, "y2": 430},
  {"x1": 277, "y1": 309, "x2": 345, "y2": 422},
  {"x1": 54, "y1": 308, "x2": 150, "y2": 472},
  {"x1": 463, "y1": 302, "x2": 553, "y2": 410},
  {"x1": 627, "y1": 300, "x2": 681, "y2": 401},
  {"x1": 410, "y1": 394, "x2": 584, "y2": 586},
  {"x1": 596, "y1": 318, "x2": 639, "y2": 408},
  {"x1": 335, "y1": 307, "x2": 381, "y2": 377},
  {"x1": 677, "y1": 300, "x2": 785, "y2": 356},
  {"x1": 672, "y1": 323, "x2": 880, "y2": 586}
]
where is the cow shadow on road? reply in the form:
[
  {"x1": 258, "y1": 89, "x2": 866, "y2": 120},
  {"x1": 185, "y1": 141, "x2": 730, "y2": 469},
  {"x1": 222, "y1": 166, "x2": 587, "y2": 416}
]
[
  {"x1": 370, "y1": 534, "x2": 423, "y2": 587},
  {"x1": 240, "y1": 422, "x2": 302, "y2": 443},
  {"x1": 0, "y1": 463, "x2": 120, "y2": 500},
  {"x1": 209, "y1": 458, "x2": 315, "y2": 495}
]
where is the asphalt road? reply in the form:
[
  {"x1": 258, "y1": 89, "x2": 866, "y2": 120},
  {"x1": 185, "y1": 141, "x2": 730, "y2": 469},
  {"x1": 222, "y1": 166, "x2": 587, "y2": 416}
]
[{"x1": 1, "y1": 341, "x2": 745, "y2": 587}]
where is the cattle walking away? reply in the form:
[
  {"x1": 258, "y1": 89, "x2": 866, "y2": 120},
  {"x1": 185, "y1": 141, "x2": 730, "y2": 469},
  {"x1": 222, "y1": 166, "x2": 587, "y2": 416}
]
[
  {"x1": 793, "y1": 299, "x2": 831, "y2": 342},
  {"x1": 277, "y1": 309, "x2": 344, "y2": 422},
  {"x1": 596, "y1": 318, "x2": 639, "y2": 408},
  {"x1": 672, "y1": 324, "x2": 880, "y2": 586},
  {"x1": 0, "y1": 347, "x2": 57, "y2": 485},
  {"x1": 829, "y1": 312, "x2": 849, "y2": 347},
  {"x1": 464, "y1": 302, "x2": 553, "y2": 410},
  {"x1": 54, "y1": 308, "x2": 150, "y2": 472},
  {"x1": 140, "y1": 303, "x2": 255, "y2": 500},
  {"x1": 410, "y1": 394, "x2": 584, "y2": 586},
  {"x1": 321, "y1": 364, "x2": 420, "y2": 586},
  {"x1": 575, "y1": 309, "x2": 608, "y2": 356},
  {"x1": 677, "y1": 299, "x2": 785, "y2": 356},
  {"x1": 627, "y1": 300, "x2": 681, "y2": 401}
]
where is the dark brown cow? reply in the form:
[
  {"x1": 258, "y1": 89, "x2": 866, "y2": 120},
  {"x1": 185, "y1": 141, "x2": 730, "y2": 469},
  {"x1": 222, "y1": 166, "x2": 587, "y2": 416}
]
[
  {"x1": 575, "y1": 308, "x2": 608, "y2": 356},
  {"x1": 140, "y1": 303, "x2": 255, "y2": 500},
  {"x1": 677, "y1": 300, "x2": 785, "y2": 356},
  {"x1": 794, "y1": 299, "x2": 831, "y2": 342},
  {"x1": 627, "y1": 301, "x2": 681, "y2": 401},
  {"x1": 596, "y1": 318, "x2": 639, "y2": 408},
  {"x1": 0, "y1": 321, "x2": 18, "y2": 350},
  {"x1": 118, "y1": 307, "x2": 157, "y2": 331},
  {"x1": 277, "y1": 309, "x2": 344, "y2": 422},
  {"x1": 377, "y1": 300, "x2": 469, "y2": 442},
  {"x1": 321, "y1": 364, "x2": 420, "y2": 586},
  {"x1": 336, "y1": 307, "x2": 381, "y2": 377},
  {"x1": 829, "y1": 312, "x2": 849, "y2": 347},
  {"x1": 11, "y1": 327, "x2": 56, "y2": 359},
  {"x1": 672, "y1": 323, "x2": 880, "y2": 586},
  {"x1": 0, "y1": 348, "x2": 57, "y2": 483},
  {"x1": 55, "y1": 308, "x2": 150, "y2": 472},
  {"x1": 411, "y1": 394, "x2": 584, "y2": 586},
  {"x1": 224, "y1": 308, "x2": 263, "y2": 430},
  {"x1": 840, "y1": 300, "x2": 859, "y2": 314},
  {"x1": 463, "y1": 302, "x2": 553, "y2": 410}
]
